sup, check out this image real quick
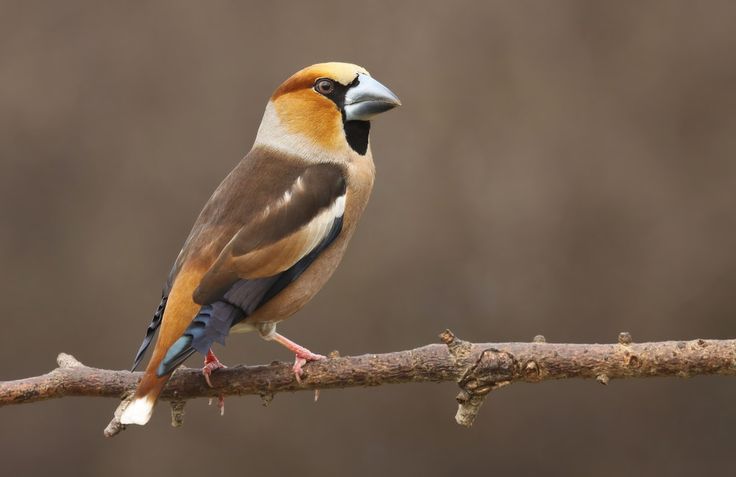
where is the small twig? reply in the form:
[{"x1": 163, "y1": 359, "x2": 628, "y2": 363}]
[
  {"x1": 103, "y1": 391, "x2": 132, "y2": 438},
  {"x1": 1, "y1": 331, "x2": 735, "y2": 437},
  {"x1": 170, "y1": 400, "x2": 186, "y2": 428},
  {"x1": 57, "y1": 353, "x2": 83, "y2": 369}
]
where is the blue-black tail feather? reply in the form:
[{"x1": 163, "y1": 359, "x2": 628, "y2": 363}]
[
  {"x1": 157, "y1": 302, "x2": 244, "y2": 376},
  {"x1": 156, "y1": 338, "x2": 197, "y2": 377}
]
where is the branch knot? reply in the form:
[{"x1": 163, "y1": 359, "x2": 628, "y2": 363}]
[{"x1": 455, "y1": 347, "x2": 516, "y2": 427}]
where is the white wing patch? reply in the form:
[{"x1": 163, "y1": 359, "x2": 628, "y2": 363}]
[
  {"x1": 295, "y1": 192, "x2": 345, "y2": 256},
  {"x1": 258, "y1": 173, "x2": 344, "y2": 229},
  {"x1": 234, "y1": 181, "x2": 346, "y2": 278},
  {"x1": 279, "y1": 174, "x2": 306, "y2": 207},
  {"x1": 334, "y1": 195, "x2": 346, "y2": 217}
]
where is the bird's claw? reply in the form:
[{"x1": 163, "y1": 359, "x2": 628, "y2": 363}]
[
  {"x1": 292, "y1": 350, "x2": 326, "y2": 384},
  {"x1": 202, "y1": 359, "x2": 227, "y2": 388},
  {"x1": 203, "y1": 350, "x2": 226, "y2": 415},
  {"x1": 208, "y1": 395, "x2": 226, "y2": 415}
]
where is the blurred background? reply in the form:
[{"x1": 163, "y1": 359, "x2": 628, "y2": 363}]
[{"x1": 2, "y1": 1, "x2": 736, "y2": 475}]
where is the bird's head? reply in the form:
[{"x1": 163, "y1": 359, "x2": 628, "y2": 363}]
[{"x1": 255, "y1": 62, "x2": 401, "y2": 158}]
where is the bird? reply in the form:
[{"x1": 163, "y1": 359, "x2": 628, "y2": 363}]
[{"x1": 119, "y1": 62, "x2": 401, "y2": 426}]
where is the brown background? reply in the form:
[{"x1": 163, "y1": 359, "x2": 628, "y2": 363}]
[{"x1": 2, "y1": 1, "x2": 736, "y2": 476}]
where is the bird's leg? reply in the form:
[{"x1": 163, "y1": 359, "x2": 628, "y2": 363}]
[
  {"x1": 259, "y1": 328, "x2": 325, "y2": 383},
  {"x1": 202, "y1": 348, "x2": 226, "y2": 415}
]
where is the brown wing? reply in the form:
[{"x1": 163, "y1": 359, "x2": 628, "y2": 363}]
[{"x1": 192, "y1": 162, "x2": 347, "y2": 305}]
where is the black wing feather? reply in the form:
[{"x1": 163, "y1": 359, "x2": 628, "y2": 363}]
[
  {"x1": 131, "y1": 261, "x2": 181, "y2": 370},
  {"x1": 131, "y1": 291, "x2": 167, "y2": 371}
]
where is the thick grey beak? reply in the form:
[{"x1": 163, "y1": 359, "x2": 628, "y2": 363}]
[{"x1": 344, "y1": 74, "x2": 401, "y2": 121}]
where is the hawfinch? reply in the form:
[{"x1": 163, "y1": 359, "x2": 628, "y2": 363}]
[{"x1": 119, "y1": 62, "x2": 400, "y2": 425}]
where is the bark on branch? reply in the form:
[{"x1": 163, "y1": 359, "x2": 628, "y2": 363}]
[{"x1": 1, "y1": 331, "x2": 734, "y2": 438}]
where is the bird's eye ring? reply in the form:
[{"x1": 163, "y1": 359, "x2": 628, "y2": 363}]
[{"x1": 314, "y1": 79, "x2": 335, "y2": 95}]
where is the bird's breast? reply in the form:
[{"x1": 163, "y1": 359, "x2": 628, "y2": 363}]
[{"x1": 243, "y1": 153, "x2": 376, "y2": 325}]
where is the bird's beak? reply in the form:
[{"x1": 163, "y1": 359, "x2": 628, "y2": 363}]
[{"x1": 344, "y1": 74, "x2": 401, "y2": 121}]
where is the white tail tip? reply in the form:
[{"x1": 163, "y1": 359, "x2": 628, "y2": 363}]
[{"x1": 120, "y1": 396, "x2": 155, "y2": 425}]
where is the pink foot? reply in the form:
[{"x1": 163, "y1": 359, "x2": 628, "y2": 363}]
[
  {"x1": 202, "y1": 349, "x2": 227, "y2": 387},
  {"x1": 292, "y1": 348, "x2": 326, "y2": 384},
  {"x1": 202, "y1": 349, "x2": 226, "y2": 415},
  {"x1": 266, "y1": 332, "x2": 326, "y2": 386}
]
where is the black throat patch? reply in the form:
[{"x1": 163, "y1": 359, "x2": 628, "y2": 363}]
[{"x1": 343, "y1": 120, "x2": 370, "y2": 155}]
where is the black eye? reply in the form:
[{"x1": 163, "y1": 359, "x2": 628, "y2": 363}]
[{"x1": 314, "y1": 79, "x2": 334, "y2": 95}]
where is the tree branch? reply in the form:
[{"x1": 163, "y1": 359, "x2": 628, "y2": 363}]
[{"x1": 1, "y1": 331, "x2": 735, "y2": 437}]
